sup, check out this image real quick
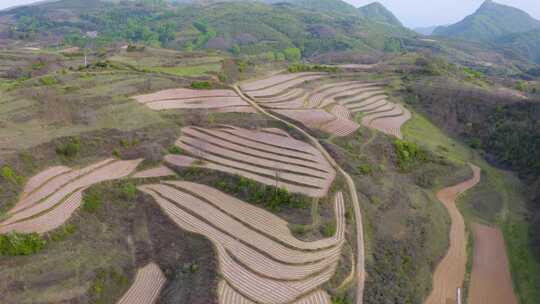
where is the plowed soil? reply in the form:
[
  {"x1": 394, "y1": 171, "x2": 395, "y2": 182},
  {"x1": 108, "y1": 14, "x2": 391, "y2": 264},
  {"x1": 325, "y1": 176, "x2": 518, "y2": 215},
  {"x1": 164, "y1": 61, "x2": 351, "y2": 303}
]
[{"x1": 468, "y1": 223, "x2": 518, "y2": 304}]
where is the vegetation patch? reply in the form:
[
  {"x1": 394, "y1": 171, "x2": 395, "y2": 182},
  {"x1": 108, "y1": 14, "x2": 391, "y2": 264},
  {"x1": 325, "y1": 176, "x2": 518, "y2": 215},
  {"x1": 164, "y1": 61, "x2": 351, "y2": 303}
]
[
  {"x1": 120, "y1": 182, "x2": 137, "y2": 201},
  {"x1": 83, "y1": 188, "x2": 103, "y2": 213},
  {"x1": 191, "y1": 81, "x2": 212, "y2": 89},
  {"x1": 214, "y1": 175, "x2": 309, "y2": 212},
  {"x1": 0, "y1": 232, "x2": 46, "y2": 256},
  {"x1": 393, "y1": 139, "x2": 429, "y2": 171},
  {"x1": 39, "y1": 75, "x2": 58, "y2": 86},
  {"x1": 288, "y1": 64, "x2": 338, "y2": 73},
  {"x1": 55, "y1": 137, "x2": 81, "y2": 158},
  {"x1": 1, "y1": 166, "x2": 25, "y2": 185},
  {"x1": 48, "y1": 223, "x2": 77, "y2": 242}
]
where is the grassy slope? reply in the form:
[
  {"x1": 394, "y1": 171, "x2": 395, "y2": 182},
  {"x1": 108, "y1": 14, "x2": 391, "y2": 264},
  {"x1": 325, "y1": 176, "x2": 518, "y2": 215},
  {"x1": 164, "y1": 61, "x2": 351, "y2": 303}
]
[{"x1": 402, "y1": 108, "x2": 540, "y2": 304}]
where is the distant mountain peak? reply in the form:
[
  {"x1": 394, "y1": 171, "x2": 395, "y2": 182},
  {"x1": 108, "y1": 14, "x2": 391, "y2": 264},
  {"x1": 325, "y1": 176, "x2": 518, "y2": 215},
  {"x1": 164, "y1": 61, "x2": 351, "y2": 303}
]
[
  {"x1": 433, "y1": 0, "x2": 540, "y2": 41},
  {"x1": 358, "y1": 1, "x2": 403, "y2": 27},
  {"x1": 479, "y1": 0, "x2": 495, "y2": 9}
]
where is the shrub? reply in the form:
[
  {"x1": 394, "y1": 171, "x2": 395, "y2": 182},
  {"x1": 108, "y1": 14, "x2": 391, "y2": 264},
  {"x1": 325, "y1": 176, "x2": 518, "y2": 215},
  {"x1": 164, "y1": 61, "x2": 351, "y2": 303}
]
[
  {"x1": 56, "y1": 137, "x2": 81, "y2": 158},
  {"x1": 213, "y1": 176, "x2": 309, "y2": 212},
  {"x1": 321, "y1": 222, "x2": 336, "y2": 237},
  {"x1": 112, "y1": 148, "x2": 121, "y2": 158},
  {"x1": 463, "y1": 67, "x2": 484, "y2": 80},
  {"x1": 331, "y1": 295, "x2": 352, "y2": 304},
  {"x1": 394, "y1": 140, "x2": 428, "y2": 171},
  {"x1": 127, "y1": 44, "x2": 145, "y2": 52},
  {"x1": 0, "y1": 232, "x2": 46, "y2": 256},
  {"x1": 515, "y1": 81, "x2": 527, "y2": 92},
  {"x1": 120, "y1": 139, "x2": 130, "y2": 149},
  {"x1": 468, "y1": 138, "x2": 482, "y2": 149},
  {"x1": 83, "y1": 189, "x2": 102, "y2": 213},
  {"x1": 49, "y1": 223, "x2": 77, "y2": 242},
  {"x1": 283, "y1": 47, "x2": 302, "y2": 62},
  {"x1": 39, "y1": 75, "x2": 58, "y2": 86},
  {"x1": 357, "y1": 163, "x2": 372, "y2": 175},
  {"x1": 191, "y1": 81, "x2": 211, "y2": 89},
  {"x1": 168, "y1": 145, "x2": 182, "y2": 154},
  {"x1": 121, "y1": 182, "x2": 137, "y2": 200},
  {"x1": 1, "y1": 166, "x2": 24, "y2": 185},
  {"x1": 287, "y1": 64, "x2": 338, "y2": 73}
]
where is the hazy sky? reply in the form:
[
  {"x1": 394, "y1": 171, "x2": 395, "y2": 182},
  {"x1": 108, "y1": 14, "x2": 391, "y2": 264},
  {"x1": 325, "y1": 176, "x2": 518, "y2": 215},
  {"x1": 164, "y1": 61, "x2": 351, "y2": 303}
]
[
  {"x1": 346, "y1": 0, "x2": 540, "y2": 28},
  {"x1": 0, "y1": 0, "x2": 41, "y2": 10},
  {"x1": 0, "y1": 0, "x2": 539, "y2": 28}
]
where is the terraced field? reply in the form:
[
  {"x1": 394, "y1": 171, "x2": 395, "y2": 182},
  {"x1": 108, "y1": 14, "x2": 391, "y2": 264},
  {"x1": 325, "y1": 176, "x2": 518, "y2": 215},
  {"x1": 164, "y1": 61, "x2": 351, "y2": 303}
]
[
  {"x1": 139, "y1": 182, "x2": 345, "y2": 304},
  {"x1": 132, "y1": 165, "x2": 175, "y2": 179},
  {"x1": 117, "y1": 263, "x2": 166, "y2": 304},
  {"x1": 218, "y1": 281, "x2": 332, "y2": 304},
  {"x1": 240, "y1": 72, "x2": 411, "y2": 138},
  {"x1": 0, "y1": 71, "x2": 403, "y2": 303},
  {"x1": 164, "y1": 125, "x2": 336, "y2": 198},
  {"x1": 0, "y1": 159, "x2": 142, "y2": 234},
  {"x1": 133, "y1": 88, "x2": 255, "y2": 113}
]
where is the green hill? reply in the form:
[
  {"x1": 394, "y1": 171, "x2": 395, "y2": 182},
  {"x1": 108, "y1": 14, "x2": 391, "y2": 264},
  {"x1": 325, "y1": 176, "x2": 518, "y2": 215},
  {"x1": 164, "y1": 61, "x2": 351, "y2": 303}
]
[
  {"x1": 433, "y1": 0, "x2": 540, "y2": 42},
  {"x1": 0, "y1": 0, "x2": 413, "y2": 58},
  {"x1": 358, "y1": 1, "x2": 402, "y2": 27},
  {"x1": 261, "y1": 0, "x2": 359, "y2": 15},
  {"x1": 495, "y1": 29, "x2": 540, "y2": 64}
]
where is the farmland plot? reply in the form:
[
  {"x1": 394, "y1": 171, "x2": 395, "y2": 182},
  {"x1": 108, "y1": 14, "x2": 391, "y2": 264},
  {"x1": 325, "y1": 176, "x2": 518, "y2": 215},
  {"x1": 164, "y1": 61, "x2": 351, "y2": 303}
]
[
  {"x1": 139, "y1": 182, "x2": 345, "y2": 304},
  {"x1": 133, "y1": 88, "x2": 255, "y2": 113},
  {"x1": 0, "y1": 159, "x2": 142, "y2": 234},
  {"x1": 132, "y1": 165, "x2": 176, "y2": 179},
  {"x1": 164, "y1": 125, "x2": 336, "y2": 198},
  {"x1": 240, "y1": 72, "x2": 411, "y2": 138},
  {"x1": 117, "y1": 263, "x2": 166, "y2": 304}
]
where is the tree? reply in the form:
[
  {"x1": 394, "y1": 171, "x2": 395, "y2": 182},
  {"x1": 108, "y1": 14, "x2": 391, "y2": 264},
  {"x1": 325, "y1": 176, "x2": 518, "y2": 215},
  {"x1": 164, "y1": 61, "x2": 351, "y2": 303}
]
[
  {"x1": 231, "y1": 44, "x2": 241, "y2": 56},
  {"x1": 158, "y1": 21, "x2": 176, "y2": 45},
  {"x1": 284, "y1": 47, "x2": 302, "y2": 62}
]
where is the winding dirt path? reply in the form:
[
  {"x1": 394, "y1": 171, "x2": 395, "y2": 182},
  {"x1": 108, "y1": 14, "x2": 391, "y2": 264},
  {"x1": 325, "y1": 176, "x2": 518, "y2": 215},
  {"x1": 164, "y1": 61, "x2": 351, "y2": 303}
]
[
  {"x1": 468, "y1": 223, "x2": 518, "y2": 304},
  {"x1": 425, "y1": 164, "x2": 481, "y2": 304},
  {"x1": 234, "y1": 85, "x2": 366, "y2": 304}
]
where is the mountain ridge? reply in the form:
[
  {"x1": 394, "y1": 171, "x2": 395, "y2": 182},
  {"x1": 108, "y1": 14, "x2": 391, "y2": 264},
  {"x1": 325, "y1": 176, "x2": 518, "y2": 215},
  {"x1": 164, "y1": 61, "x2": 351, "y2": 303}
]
[
  {"x1": 358, "y1": 1, "x2": 403, "y2": 27},
  {"x1": 433, "y1": 0, "x2": 540, "y2": 41}
]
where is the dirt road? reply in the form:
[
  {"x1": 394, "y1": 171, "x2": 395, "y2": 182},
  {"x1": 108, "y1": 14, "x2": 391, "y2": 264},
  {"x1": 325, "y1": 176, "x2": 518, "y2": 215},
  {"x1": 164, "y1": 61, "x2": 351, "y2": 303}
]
[
  {"x1": 425, "y1": 164, "x2": 481, "y2": 304},
  {"x1": 468, "y1": 223, "x2": 518, "y2": 304},
  {"x1": 234, "y1": 85, "x2": 366, "y2": 304}
]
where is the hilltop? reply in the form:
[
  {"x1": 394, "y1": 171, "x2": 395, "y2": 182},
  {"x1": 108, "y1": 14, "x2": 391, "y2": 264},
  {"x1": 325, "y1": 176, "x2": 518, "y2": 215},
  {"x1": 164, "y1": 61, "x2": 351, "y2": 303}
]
[
  {"x1": 433, "y1": 0, "x2": 540, "y2": 42},
  {"x1": 358, "y1": 2, "x2": 403, "y2": 27}
]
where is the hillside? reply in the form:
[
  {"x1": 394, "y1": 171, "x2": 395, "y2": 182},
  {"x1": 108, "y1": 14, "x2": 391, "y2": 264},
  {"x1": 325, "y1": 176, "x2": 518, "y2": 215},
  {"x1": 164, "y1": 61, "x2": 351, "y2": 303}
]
[
  {"x1": 495, "y1": 29, "x2": 540, "y2": 64},
  {"x1": 0, "y1": 0, "x2": 412, "y2": 58},
  {"x1": 433, "y1": 0, "x2": 540, "y2": 42},
  {"x1": 1, "y1": 2, "x2": 540, "y2": 304},
  {"x1": 262, "y1": 0, "x2": 359, "y2": 15},
  {"x1": 358, "y1": 1, "x2": 402, "y2": 27}
]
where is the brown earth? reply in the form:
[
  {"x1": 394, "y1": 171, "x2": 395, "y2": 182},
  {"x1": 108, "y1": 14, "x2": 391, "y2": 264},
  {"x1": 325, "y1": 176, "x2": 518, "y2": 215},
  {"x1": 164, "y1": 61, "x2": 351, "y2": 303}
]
[
  {"x1": 425, "y1": 164, "x2": 481, "y2": 304},
  {"x1": 468, "y1": 223, "x2": 518, "y2": 304}
]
